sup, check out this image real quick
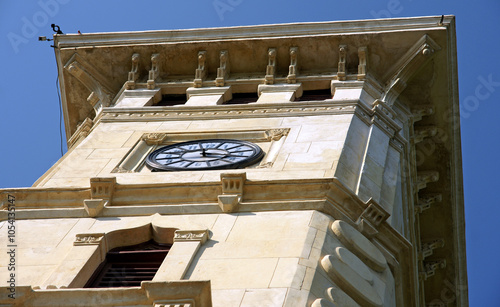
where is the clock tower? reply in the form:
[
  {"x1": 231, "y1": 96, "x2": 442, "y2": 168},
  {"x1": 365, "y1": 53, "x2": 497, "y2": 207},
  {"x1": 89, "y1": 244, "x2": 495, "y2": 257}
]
[{"x1": 1, "y1": 16, "x2": 467, "y2": 306}]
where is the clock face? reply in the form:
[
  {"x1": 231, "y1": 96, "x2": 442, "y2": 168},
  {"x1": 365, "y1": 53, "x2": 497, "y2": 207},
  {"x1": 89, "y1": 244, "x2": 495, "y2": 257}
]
[{"x1": 145, "y1": 139, "x2": 264, "y2": 171}]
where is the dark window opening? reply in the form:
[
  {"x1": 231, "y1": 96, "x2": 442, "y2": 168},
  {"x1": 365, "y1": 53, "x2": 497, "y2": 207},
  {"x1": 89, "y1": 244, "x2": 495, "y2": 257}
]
[
  {"x1": 295, "y1": 89, "x2": 332, "y2": 101},
  {"x1": 225, "y1": 92, "x2": 259, "y2": 104},
  {"x1": 156, "y1": 94, "x2": 187, "y2": 106},
  {"x1": 84, "y1": 240, "x2": 171, "y2": 288}
]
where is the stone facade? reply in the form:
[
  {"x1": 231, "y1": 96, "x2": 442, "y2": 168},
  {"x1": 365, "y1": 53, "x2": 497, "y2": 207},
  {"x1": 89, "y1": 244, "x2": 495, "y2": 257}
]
[{"x1": 0, "y1": 16, "x2": 467, "y2": 306}]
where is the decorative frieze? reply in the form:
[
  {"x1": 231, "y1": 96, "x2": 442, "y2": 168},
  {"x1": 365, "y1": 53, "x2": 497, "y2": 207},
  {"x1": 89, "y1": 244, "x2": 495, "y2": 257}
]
[
  {"x1": 74, "y1": 233, "x2": 104, "y2": 245},
  {"x1": 173, "y1": 230, "x2": 208, "y2": 244}
]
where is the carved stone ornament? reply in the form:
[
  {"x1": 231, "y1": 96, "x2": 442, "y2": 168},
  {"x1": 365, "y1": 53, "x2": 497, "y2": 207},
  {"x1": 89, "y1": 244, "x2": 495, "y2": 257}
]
[
  {"x1": 141, "y1": 133, "x2": 168, "y2": 145},
  {"x1": 126, "y1": 53, "x2": 140, "y2": 90},
  {"x1": 265, "y1": 48, "x2": 276, "y2": 85},
  {"x1": 420, "y1": 259, "x2": 446, "y2": 281},
  {"x1": 216, "y1": 50, "x2": 230, "y2": 87},
  {"x1": 174, "y1": 230, "x2": 208, "y2": 244},
  {"x1": 74, "y1": 233, "x2": 105, "y2": 245},
  {"x1": 194, "y1": 51, "x2": 207, "y2": 88},
  {"x1": 419, "y1": 238, "x2": 445, "y2": 260},
  {"x1": 357, "y1": 46, "x2": 367, "y2": 81},
  {"x1": 356, "y1": 198, "x2": 390, "y2": 238},
  {"x1": 287, "y1": 47, "x2": 298, "y2": 84},
  {"x1": 218, "y1": 172, "x2": 246, "y2": 212},
  {"x1": 415, "y1": 193, "x2": 442, "y2": 214},
  {"x1": 265, "y1": 128, "x2": 290, "y2": 141},
  {"x1": 337, "y1": 45, "x2": 347, "y2": 81},
  {"x1": 147, "y1": 53, "x2": 160, "y2": 89},
  {"x1": 416, "y1": 171, "x2": 439, "y2": 191}
]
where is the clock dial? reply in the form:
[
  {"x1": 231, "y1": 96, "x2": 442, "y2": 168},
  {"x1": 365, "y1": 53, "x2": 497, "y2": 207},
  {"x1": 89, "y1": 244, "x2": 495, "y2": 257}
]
[{"x1": 146, "y1": 139, "x2": 264, "y2": 171}]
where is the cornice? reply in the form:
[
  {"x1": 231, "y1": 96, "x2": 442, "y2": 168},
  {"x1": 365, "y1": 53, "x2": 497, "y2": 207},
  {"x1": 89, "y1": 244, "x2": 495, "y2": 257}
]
[
  {"x1": 100, "y1": 100, "x2": 359, "y2": 122},
  {"x1": 54, "y1": 16, "x2": 453, "y2": 49}
]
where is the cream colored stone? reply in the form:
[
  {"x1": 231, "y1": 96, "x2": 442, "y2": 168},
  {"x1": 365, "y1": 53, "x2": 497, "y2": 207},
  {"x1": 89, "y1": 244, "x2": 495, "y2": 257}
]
[
  {"x1": 296, "y1": 123, "x2": 350, "y2": 143},
  {"x1": 87, "y1": 148, "x2": 130, "y2": 159},
  {"x1": 211, "y1": 289, "x2": 246, "y2": 307},
  {"x1": 154, "y1": 241, "x2": 201, "y2": 280},
  {"x1": 335, "y1": 247, "x2": 373, "y2": 284},
  {"x1": 325, "y1": 286, "x2": 360, "y2": 307},
  {"x1": 311, "y1": 298, "x2": 337, "y2": 307},
  {"x1": 331, "y1": 220, "x2": 387, "y2": 272},
  {"x1": 310, "y1": 211, "x2": 333, "y2": 230},
  {"x1": 269, "y1": 258, "x2": 305, "y2": 289},
  {"x1": 186, "y1": 258, "x2": 278, "y2": 289},
  {"x1": 210, "y1": 214, "x2": 237, "y2": 243},
  {"x1": 321, "y1": 253, "x2": 382, "y2": 307},
  {"x1": 257, "y1": 91, "x2": 296, "y2": 103},
  {"x1": 240, "y1": 288, "x2": 288, "y2": 307},
  {"x1": 283, "y1": 288, "x2": 311, "y2": 307},
  {"x1": 186, "y1": 94, "x2": 224, "y2": 106}
]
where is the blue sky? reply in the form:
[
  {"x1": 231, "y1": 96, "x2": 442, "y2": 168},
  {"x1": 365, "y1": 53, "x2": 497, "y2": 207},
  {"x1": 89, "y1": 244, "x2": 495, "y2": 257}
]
[{"x1": 0, "y1": 0, "x2": 499, "y2": 305}]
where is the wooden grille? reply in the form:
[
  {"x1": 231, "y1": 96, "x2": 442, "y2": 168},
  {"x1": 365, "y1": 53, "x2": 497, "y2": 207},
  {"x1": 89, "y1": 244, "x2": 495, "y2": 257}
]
[{"x1": 85, "y1": 240, "x2": 171, "y2": 288}]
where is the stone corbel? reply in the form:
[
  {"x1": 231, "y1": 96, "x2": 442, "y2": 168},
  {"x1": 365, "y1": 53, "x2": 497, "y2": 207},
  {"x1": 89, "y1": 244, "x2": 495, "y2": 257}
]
[
  {"x1": 415, "y1": 193, "x2": 442, "y2": 214},
  {"x1": 287, "y1": 47, "x2": 298, "y2": 84},
  {"x1": 126, "y1": 53, "x2": 140, "y2": 90},
  {"x1": 194, "y1": 51, "x2": 207, "y2": 88},
  {"x1": 416, "y1": 171, "x2": 439, "y2": 191},
  {"x1": 411, "y1": 105, "x2": 434, "y2": 122},
  {"x1": 357, "y1": 46, "x2": 367, "y2": 81},
  {"x1": 419, "y1": 239, "x2": 445, "y2": 260},
  {"x1": 381, "y1": 35, "x2": 441, "y2": 106},
  {"x1": 412, "y1": 126, "x2": 438, "y2": 144},
  {"x1": 147, "y1": 53, "x2": 161, "y2": 89},
  {"x1": 420, "y1": 259, "x2": 446, "y2": 281},
  {"x1": 83, "y1": 177, "x2": 116, "y2": 217},
  {"x1": 265, "y1": 48, "x2": 277, "y2": 85},
  {"x1": 64, "y1": 54, "x2": 114, "y2": 115},
  {"x1": 356, "y1": 198, "x2": 390, "y2": 238},
  {"x1": 337, "y1": 45, "x2": 347, "y2": 81},
  {"x1": 142, "y1": 133, "x2": 168, "y2": 145},
  {"x1": 218, "y1": 172, "x2": 246, "y2": 213},
  {"x1": 216, "y1": 50, "x2": 230, "y2": 87}
]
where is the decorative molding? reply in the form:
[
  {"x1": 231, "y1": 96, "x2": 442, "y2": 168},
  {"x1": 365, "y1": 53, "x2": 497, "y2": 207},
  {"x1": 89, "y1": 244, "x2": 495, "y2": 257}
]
[
  {"x1": 287, "y1": 47, "x2": 298, "y2": 84},
  {"x1": 265, "y1": 48, "x2": 276, "y2": 85},
  {"x1": 147, "y1": 53, "x2": 160, "y2": 89},
  {"x1": 64, "y1": 53, "x2": 114, "y2": 114},
  {"x1": 153, "y1": 300, "x2": 194, "y2": 307},
  {"x1": 382, "y1": 35, "x2": 441, "y2": 106},
  {"x1": 264, "y1": 128, "x2": 289, "y2": 141},
  {"x1": 337, "y1": 45, "x2": 347, "y2": 81},
  {"x1": 356, "y1": 198, "x2": 390, "y2": 238},
  {"x1": 142, "y1": 133, "x2": 168, "y2": 145},
  {"x1": 126, "y1": 53, "x2": 140, "y2": 90},
  {"x1": 101, "y1": 101, "x2": 358, "y2": 122},
  {"x1": 174, "y1": 230, "x2": 209, "y2": 244},
  {"x1": 216, "y1": 50, "x2": 229, "y2": 86},
  {"x1": 74, "y1": 233, "x2": 105, "y2": 245},
  {"x1": 67, "y1": 117, "x2": 93, "y2": 149},
  {"x1": 218, "y1": 172, "x2": 246, "y2": 213},
  {"x1": 193, "y1": 51, "x2": 207, "y2": 88}
]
